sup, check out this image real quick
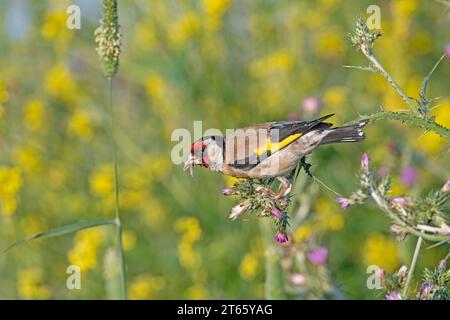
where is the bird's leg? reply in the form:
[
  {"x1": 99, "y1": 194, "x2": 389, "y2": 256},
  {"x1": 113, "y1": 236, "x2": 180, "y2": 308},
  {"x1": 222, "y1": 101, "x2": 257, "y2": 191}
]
[{"x1": 274, "y1": 176, "x2": 292, "y2": 199}]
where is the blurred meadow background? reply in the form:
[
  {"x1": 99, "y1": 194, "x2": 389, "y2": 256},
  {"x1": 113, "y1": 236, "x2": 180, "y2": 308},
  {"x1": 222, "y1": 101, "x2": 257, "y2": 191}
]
[{"x1": 0, "y1": 0, "x2": 449, "y2": 299}]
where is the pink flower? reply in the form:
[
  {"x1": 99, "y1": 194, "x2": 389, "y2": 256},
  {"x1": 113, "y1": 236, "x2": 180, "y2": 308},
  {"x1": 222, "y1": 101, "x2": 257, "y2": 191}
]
[
  {"x1": 290, "y1": 273, "x2": 307, "y2": 286},
  {"x1": 275, "y1": 231, "x2": 289, "y2": 244},
  {"x1": 301, "y1": 96, "x2": 322, "y2": 114},
  {"x1": 446, "y1": 44, "x2": 450, "y2": 58},
  {"x1": 390, "y1": 197, "x2": 411, "y2": 208},
  {"x1": 307, "y1": 247, "x2": 328, "y2": 266},
  {"x1": 385, "y1": 292, "x2": 402, "y2": 300},
  {"x1": 336, "y1": 197, "x2": 351, "y2": 209},
  {"x1": 271, "y1": 207, "x2": 283, "y2": 219},
  {"x1": 400, "y1": 166, "x2": 417, "y2": 187},
  {"x1": 220, "y1": 187, "x2": 234, "y2": 196},
  {"x1": 361, "y1": 153, "x2": 370, "y2": 170},
  {"x1": 442, "y1": 180, "x2": 450, "y2": 192}
]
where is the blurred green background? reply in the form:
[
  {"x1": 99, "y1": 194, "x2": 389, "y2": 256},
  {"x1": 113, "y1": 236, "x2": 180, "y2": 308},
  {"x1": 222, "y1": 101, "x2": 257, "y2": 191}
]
[{"x1": 0, "y1": 0, "x2": 449, "y2": 299}]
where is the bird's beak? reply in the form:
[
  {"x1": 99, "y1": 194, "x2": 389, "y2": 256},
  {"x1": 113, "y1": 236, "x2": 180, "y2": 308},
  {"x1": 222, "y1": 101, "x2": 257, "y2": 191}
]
[{"x1": 183, "y1": 154, "x2": 196, "y2": 177}]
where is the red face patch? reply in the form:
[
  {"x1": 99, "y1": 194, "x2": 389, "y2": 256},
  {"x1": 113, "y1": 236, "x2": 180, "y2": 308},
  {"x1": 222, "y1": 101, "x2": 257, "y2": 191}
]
[{"x1": 191, "y1": 140, "x2": 209, "y2": 168}]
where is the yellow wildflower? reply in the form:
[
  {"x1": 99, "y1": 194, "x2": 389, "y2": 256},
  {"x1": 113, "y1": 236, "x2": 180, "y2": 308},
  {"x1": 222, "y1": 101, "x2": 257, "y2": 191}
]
[
  {"x1": 362, "y1": 233, "x2": 400, "y2": 272},
  {"x1": 315, "y1": 30, "x2": 346, "y2": 61},
  {"x1": 68, "y1": 228, "x2": 106, "y2": 271},
  {"x1": 391, "y1": 0, "x2": 417, "y2": 18},
  {"x1": 202, "y1": 0, "x2": 231, "y2": 30},
  {"x1": 169, "y1": 12, "x2": 201, "y2": 47},
  {"x1": 186, "y1": 284, "x2": 207, "y2": 299},
  {"x1": 323, "y1": 86, "x2": 346, "y2": 110},
  {"x1": 18, "y1": 268, "x2": 51, "y2": 299},
  {"x1": 249, "y1": 50, "x2": 293, "y2": 78},
  {"x1": 128, "y1": 274, "x2": 166, "y2": 299},
  {"x1": 90, "y1": 164, "x2": 114, "y2": 197},
  {"x1": 0, "y1": 78, "x2": 8, "y2": 103},
  {"x1": 174, "y1": 217, "x2": 203, "y2": 269},
  {"x1": 0, "y1": 166, "x2": 22, "y2": 216},
  {"x1": 239, "y1": 253, "x2": 259, "y2": 280},
  {"x1": 294, "y1": 225, "x2": 312, "y2": 242},
  {"x1": 24, "y1": 99, "x2": 45, "y2": 131},
  {"x1": 67, "y1": 110, "x2": 94, "y2": 139},
  {"x1": 44, "y1": 63, "x2": 77, "y2": 103},
  {"x1": 41, "y1": 11, "x2": 73, "y2": 43},
  {"x1": 14, "y1": 146, "x2": 42, "y2": 173},
  {"x1": 145, "y1": 72, "x2": 167, "y2": 101},
  {"x1": 122, "y1": 230, "x2": 137, "y2": 251}
]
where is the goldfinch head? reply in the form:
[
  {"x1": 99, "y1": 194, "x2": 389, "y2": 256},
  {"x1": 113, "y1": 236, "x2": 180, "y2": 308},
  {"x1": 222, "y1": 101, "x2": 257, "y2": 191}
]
[{"x1": 184, "y1": 136, "x2": 224, "y2": 176}]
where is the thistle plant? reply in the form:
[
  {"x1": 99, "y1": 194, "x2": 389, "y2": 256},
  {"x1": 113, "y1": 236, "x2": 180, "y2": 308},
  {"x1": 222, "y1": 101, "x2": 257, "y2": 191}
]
[
  {"x1": 221, "y1": 179, "x2": 290, "y2": 244},
  {"x1": 338, "y1": 153, "x2": 450, "y2": 298},
  {"x1": 346, "y1": 17, "x2": 450, "y2": 139},
  {"x1": 343, "y1": 16, "x2": 450, "y2": 299},
  {"x1": 375, "y1": 259, "x2": 450, "y2": 300}
]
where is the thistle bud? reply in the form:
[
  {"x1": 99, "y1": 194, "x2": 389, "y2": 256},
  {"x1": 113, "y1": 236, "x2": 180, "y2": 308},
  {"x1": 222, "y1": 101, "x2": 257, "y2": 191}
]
[
  {"x1": 220, "y1": 187, "x2": 234, "y2": 196},
  {"x1": 275, "y1": 231, "x2": 289, "y2": 244},
  {"x1": 438, "y1": 259, "x2": 447, "y2": 270},
  {"x1": 271, "y1": 207, "x2": 283, "y2": 219},
  {"x1": 416, "y1": 282, "x2": 432, "y2": 300},
  {"x1": 385, "y1": 291, "x2": 402, "y2": 300},
  {"x1": 361, "y1": 153, "x2": 370, "y2": 170},
  {"x1": 336, "y1": 197, "x2": 351, "y2": 209}
]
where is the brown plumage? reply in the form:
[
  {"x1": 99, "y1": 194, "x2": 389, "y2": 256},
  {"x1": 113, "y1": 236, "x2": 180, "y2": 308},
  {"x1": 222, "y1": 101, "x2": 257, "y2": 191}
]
[{"x1": 184, "y1": 114, "x2": 368, "y2": 197}]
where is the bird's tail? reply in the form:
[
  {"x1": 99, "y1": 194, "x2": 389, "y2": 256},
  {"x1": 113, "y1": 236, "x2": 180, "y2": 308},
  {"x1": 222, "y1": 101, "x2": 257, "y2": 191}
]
[{"x1": 320, "y1": 120, "x2": 369, "y2": 144}]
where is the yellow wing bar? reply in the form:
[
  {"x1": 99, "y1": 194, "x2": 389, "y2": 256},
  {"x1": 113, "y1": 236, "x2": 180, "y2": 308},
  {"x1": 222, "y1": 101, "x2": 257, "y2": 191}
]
[{"x1": 255, "y1": 133, "x2": 302, "y2": 156}]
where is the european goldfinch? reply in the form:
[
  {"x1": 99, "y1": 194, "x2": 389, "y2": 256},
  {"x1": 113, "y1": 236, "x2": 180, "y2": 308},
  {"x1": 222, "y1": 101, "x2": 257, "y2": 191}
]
[{"x1": 184, "y1": 114, "x2": 368, "y2": 198}]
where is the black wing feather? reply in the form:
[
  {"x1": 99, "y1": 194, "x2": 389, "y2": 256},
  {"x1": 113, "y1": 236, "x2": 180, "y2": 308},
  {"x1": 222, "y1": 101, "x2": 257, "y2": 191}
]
[{"x1": 229, "y1": 114, "x2": 335, "y2": 170}]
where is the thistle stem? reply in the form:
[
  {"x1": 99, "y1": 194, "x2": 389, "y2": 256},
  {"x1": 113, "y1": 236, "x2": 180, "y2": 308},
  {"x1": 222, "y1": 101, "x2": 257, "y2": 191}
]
[
  {"x1": 370, "y1": 190, "x2": 450, "y2": 242},
  {"x1": 361, "y1": 49, "x2": 420, "y2": 116},
  {"x1": 260, "y1": 219, "x2": 286, "y2": 299},
  {"x1": 107, "y1": 76, "x2": 127, "y2": 299},
  {"x1": 352, "y1": 111, "x2": 450, "y2": 139},
  {"x1": 402, "y1": 236, "x2": 423, "y2": 298}
]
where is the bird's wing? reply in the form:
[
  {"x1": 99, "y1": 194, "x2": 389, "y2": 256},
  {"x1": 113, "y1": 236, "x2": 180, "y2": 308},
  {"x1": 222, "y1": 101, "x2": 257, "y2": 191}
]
[{"x1": 225, "y1": 114, "x2": 334, "y2": 170}]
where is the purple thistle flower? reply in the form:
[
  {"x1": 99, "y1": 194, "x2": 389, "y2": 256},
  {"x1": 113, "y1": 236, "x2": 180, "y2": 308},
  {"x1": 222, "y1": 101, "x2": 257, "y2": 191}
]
[
  {"x1": 361, "y1": 153, "x2": 370, "y2": 170},
  {"x1": 385, "y1": 292, "x2": 402, "y2": 300},
  {"x1": 336, "y1": 197, "x2": 351, "y2": 209},
  {"x1": 438, "y1": 259, "x2": 447, "y2": 270},
  {"x1": 271, "y1": 207, "x2": 283, "y2": 219},
  {"x1": 307, "y1": 247, "x2": 328, "y2": 266},
  {"x1": 390, "y1": 197, "x2": 410, "y2": 207},
  {"x1": 446, "y1": 44, "x2": 450, "y2": 58},
  {"x1": 220, "y1": 187, "x2": 234, "y2": 196},
  {"x1": 417, "y1": 282, "x2": 432, "y2": 300},
  {"x1": 442, "y1": 180, "x2": 450, "y2": 192},
  {"x1": 400, "y1": 166, "x2": 417, "y2": 187},
  {"x1": 301, "y1": 96, "x2": 322, "y2": 114},
  {"x1": 275, "y1": 231, "x2": 289, "y2": 244}
]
